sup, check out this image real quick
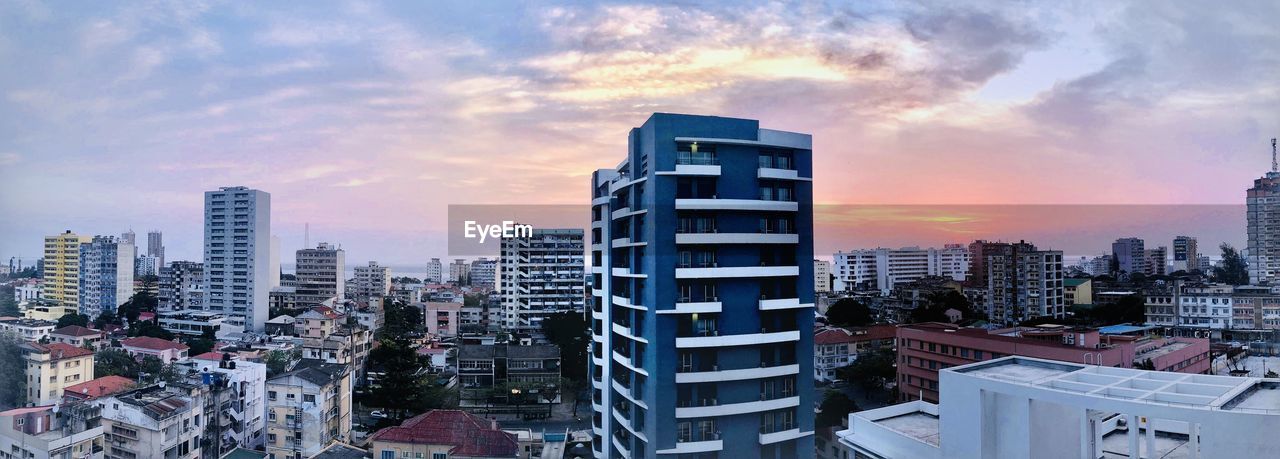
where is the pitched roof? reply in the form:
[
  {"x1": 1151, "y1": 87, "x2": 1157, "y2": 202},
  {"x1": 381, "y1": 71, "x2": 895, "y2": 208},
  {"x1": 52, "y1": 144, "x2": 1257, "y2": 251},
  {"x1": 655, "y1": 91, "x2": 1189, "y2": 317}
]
[
  {"x1": 370, "y1": 410, "x2": 518, "y2": 457},
  {"x1": 28, "y1": 342, "x2": 95, "y2": 359},
  {"x1": 192, "y1": 351, "x2": 228, "y2": 361},
  {"x1": 63, "y1": 375, "x2": 135, "y2": 400},
  {"x1": 814, "y1": 325, "x2": 897, "y2": 345},
  {"x1": 270, "y1": 360, "x2": 349, "y2": 386},
  {"x1": 310, "y1": 443, "x2": 370, "y2": 459},
  {"x1": 51, "y1": 325, "x2": 102, "y2": 337},
  {"x1": 0, "y1": 405, "x2": 53, "y2": 416},
  {"x1": 121, "y1": 336, "x2": 189, "y2": 351}
]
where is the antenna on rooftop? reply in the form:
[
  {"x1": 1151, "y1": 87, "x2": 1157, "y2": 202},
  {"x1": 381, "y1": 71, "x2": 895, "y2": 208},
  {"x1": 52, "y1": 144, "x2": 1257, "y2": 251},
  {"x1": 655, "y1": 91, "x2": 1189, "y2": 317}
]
[
  {"x1": 305, "y1": 223, "x2": 310, "y2": 248},
  {"x1": 1273, "y1": 138, "x2": 1278, "y2": 173}
]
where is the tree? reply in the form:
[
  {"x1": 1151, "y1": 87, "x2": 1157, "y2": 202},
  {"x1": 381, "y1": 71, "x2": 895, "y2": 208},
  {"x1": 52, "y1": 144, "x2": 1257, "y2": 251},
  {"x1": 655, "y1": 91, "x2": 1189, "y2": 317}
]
[
  {"x1": 381, "y1": 299, "x2": 422, "y2": 340},
  {"x1": 263, "y1": 349, "x2": 299, "y2": 378},
  {"x1": 93, "y1": 312, "x2": 120, "y2": 329},
  {"x1": 1213, "y1": 243, "x2": 1249, "y2": 285},
  {"x1": 541, "y1": 311, "x2": 590, "y2": 383},
  {"x1": 838, "y1": 348, "x2": 897, "y2": 393},
  {"x1": 95, "y1": 348, "x2": 140, "y2": 379},
  {"x1": 0, "y1": 332, "x2": 28, "y2": 409},
  {"x1": 128, "y1": 321, "x2": 174, "y2": 340},
  {"x1": 0, "y1": 286, "x2": 18, "y2": 317},
  {"x1": 367, "y1": 338, "x2": 431, "y2": 418},
  {"x1": 57, "y1": 312, "x2": 91, "y2": 328},
  {"x1": 826, "y1": 298, "x2": 873, "y2": 327},
  {"x1": 817, "y1": 391, "x2": 860, "y2": 429},
  {"x1": 139, "y1": 356, "x2": 165, "y2": 382}
]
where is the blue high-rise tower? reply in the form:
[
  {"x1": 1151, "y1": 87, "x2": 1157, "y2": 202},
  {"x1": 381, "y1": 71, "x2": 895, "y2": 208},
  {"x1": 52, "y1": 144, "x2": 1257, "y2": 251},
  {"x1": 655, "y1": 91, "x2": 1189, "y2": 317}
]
[{"x1": 590, "y1": 114, "x2": 815, "y2": 458}]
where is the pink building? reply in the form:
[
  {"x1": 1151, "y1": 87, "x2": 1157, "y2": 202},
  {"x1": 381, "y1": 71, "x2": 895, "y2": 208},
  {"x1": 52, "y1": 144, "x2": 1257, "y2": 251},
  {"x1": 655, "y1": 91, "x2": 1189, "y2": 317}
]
[
  {"x1": 896, "y1": 322, "x2": 1210, "y2": 403},
  {"x1": 421, "y1": 302, "x2": 460, "y2": 338}
]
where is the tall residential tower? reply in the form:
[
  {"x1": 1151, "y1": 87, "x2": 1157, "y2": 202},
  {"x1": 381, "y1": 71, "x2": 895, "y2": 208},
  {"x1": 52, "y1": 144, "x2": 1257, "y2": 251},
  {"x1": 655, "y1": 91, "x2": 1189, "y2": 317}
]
[
  {"x1": 202, "y1": 186, "x2": 272, "y2": 331},
  {"x1": 42, "y1": 230, "x2": 90, "y2": 309},
  {"x1": 590, "y1": 114, "x2": 815, "y2": 458},
  {"x1": 78, "y1": 235, "x2": 134, "y2": 318},
  {"x1": 497, "y1": 228, "x2": 585, "y2": 332}
]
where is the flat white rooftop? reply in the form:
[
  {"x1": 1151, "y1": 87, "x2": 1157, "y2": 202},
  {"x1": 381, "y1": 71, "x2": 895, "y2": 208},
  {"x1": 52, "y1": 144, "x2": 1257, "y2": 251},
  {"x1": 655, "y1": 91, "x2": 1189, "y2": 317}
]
[{"x1": 875, "y1": 412, "x2": 939, "y2": 446}]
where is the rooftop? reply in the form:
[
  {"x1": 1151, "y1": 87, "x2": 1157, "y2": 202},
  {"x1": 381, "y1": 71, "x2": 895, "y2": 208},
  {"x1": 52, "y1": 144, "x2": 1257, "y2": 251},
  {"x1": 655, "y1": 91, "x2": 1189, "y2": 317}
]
[
  {"x1": 50, "y1": 325, "x2": 102, "y2": 337},
  {"x1": 63, "y1": 375, "x2": 135, "y2": 400},
  {"x1": 458, "y1": 344, "x2": 559, "y2": 360},
  {"x1": 876, "y1": 412, "x2": 940, "y2": 447},
  {"x1": 121, "y1": 336, "x2": 189, "y2": 351},
  {"x1": 1098, "y1": 324, "x2": 1158, "y2": 335},
  {"x1": 369, "y1": 410, "x2": 518, "y2": 457},
  {"x1": 26, "y1": 342, "x2": 95, "y2": 359},
  {"x1": 310, "y1": 442, "x2": 370, "y2": 459}
]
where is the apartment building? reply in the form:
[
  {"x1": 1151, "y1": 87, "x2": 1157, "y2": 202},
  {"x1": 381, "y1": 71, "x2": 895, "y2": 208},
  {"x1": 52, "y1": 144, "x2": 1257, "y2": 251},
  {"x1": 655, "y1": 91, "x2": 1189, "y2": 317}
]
[
  {"x1": 1112, "y1": 237, "x2": 1146, "y2": 275},
  {"x1": 265, "y1": 362, "x2": 353, "y2": 459},
  {"x1": 424, "y1": 258, "x2": 443, "y2": 284},
  {"x1": 422, "y1": 302, "x2": 460, "y2": 338},
  {"x1": 840, "y1": 356, "x2": 1280, "y2": 459},
  {"x1": 159, "y1": 261, "x2": 203, "y2": 311},
  {"x1": 589, "y1": 114, "x2": 816, "y2": 457},
  {"x1": 134, "y1": 255, "x2": 161, "y2": 278},
  {"x1": 77, "y1": 236, "x2": 135, "y2": 319},
  {"x1": 120, "y1": 337, "x2": 190, "y2": 362},
  {"x1": 469, "y1": 258, "x2": 497, "y2": 290},
  {"x1": 49, "y1": 325, "x2": 106, "y2": 349},
  {"x1": 175, "y1": 354, "x2": 268, "y2": 453},
  {"x1": 0, "y1": 403, "x2": 105, "y2": 459},
  {"x1": 1249, "y1": 169, "x2": 1280, "y2": 284},
  {"x1": 369, "y1": 410, "x2": 519, "y2": 459},
  {"x1": 448, "y1": 259, "x2": 469, "y2": 284},
  {"x1": 1063, "y1": 278, "x2": 1092, "y2": 305},
  {"x1": 96, "y1": 384, "x2": 204, "y2": 459},
  {"x1": 157, "y1": 311, "x2": 230, "y2": 338},
  {"x1": 984, "y1": 241, "x2": 1064, "y2": 326},
  {"x1": 1144, "y1": 246, "x2": 1168, "y2": 276},
  {"x1": 833, "y1": 245, "x2": 970, "y2": 293},
  {"x1": 813, "y1": 325, "x2": 895, "y2": 382},
  {"x1": 23, "y1": 342, "x2": 96, "y2": 406},
  {"x1": 352, "y1": 261, "x2": 391, "y2": 301},
  {"x1": 894, "y1": 323, "x2": 1210, "y2": 403},
  {"x1": 1146, "y1": 283, "x2": 1280, "y2": 330},
  {"x1": 0, "y1": 318, "x2": 56, "y2": 341},
  {"x1": 456, "y1": 344, "x2": 561, "y2": 408},
  {"x1": 1173, "y1": 236, "x2": 1199, "y2": 273},
  {"x1": 498, "y1": 228, "x2": 585, "y2": 333},
  {"x1": 202, "y1": 186, "x2": 272, "y2": 331},
  {"x1": 296, "y1": 243, "x2": 345, "y2": 306},
  {"x1": 44, "y1": 231, "x2": 91, "y2": 309},
  {"x1": 814, "y1": 259, "x2": 831, "y2": 293}
]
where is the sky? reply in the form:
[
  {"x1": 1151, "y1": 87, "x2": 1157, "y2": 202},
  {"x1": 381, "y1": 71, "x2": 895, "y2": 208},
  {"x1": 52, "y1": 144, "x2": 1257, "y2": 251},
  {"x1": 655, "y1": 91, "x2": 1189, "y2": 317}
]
[{"x1": 0, "y1": 0, "x2": 1277, "y2": 265}]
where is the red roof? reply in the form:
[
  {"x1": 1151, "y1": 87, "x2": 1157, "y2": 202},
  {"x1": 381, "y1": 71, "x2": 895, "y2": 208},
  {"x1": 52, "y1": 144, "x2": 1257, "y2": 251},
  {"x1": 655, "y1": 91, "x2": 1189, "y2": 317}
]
[
  {"x1": 138, "y1": 312, "x2": 156, "y2": 321},
  {"x1": 51, "y1": 325, "x2": 102, "y2": 337},
  {"x1": 62, "y1": 376, "x2": 135, "y2": 400},
  {"x1": 0, "y1": 405, "x2": 53, "y2": 416},
  {"x1": 815, "y1": 325, "x2": 897, "y2": 345},
  {"x1": 370, "y1": 410, "x2": 518, "y2": 457},
  {"x1": 29, "y1": 342, "x2": 95, "y2": 359},
  {"x1": 121, "y1": 336, "x2": 189, "y2": 351},
  {"x1": 192, "y1": 352, "x2": 228, "y2": 361}
]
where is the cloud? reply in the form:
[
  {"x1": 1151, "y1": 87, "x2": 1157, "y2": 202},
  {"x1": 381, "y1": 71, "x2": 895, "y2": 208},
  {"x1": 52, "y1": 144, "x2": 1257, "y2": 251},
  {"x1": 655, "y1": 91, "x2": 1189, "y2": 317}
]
[{"x1": 0, "y1": 153, "x2": 20, "y2": 166}]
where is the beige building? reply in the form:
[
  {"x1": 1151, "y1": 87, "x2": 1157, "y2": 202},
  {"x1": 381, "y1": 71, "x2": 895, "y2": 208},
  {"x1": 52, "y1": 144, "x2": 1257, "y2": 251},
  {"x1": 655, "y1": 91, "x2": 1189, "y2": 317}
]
[
  {"x1": 43, "y1": 231, "x2": 91, "y2": 308},
  {"x1": 294, "y1": 306, "x2": 343, "y2": 338},
  {"x1": 815, "y1": 259, "x2": 831, "y2": 293},
  {"x1": 1064, "y1": 278, "x2": 1093, "y2": 305},
  {"x1": 24, "y1": 342, "x2": 96, "y2": 406},
  {"x1": 265, "y1": 362, "x2": 352, "y2": 458},
  {"x1": 422, "y1": 302, "x2": 461, "y2": 338},
  {"x1": 96, "y1": 384, "x2": 205, "y2": 459},
  {"x1": 0, "y1": 403, "x2": 105, "y2": 459}
]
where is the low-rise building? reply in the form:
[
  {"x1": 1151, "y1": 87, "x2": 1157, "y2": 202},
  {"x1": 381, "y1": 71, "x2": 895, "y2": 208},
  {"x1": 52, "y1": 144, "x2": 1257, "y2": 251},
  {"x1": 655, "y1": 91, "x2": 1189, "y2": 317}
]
[
  {"x1": 120, "y1": 336, "x2": 190, "y2": 362},
  {"x1": 369, "y1": 410, "x2": 519, "y2": 458},
  {"x1": 456, "y1": 344, "x2": 561, "y2": 409},
  {"x1": 23, "y1": 342, "x2": 96, "y2": 405},
  {"x1": 49, "y1": 325, "x2": 107, "y2": 349},
  {"x1": 1063, "y1": 278, "x2": 1092, "y2": 305},
  {"x1": 265, "y1": 361, "x2": 352, "y2": 459},
  {"x1": 295, "y1": 306, "x2": 344, "y2": 339},
  {"x1": 21, "y1": 299, "x2": 76, "y2": 321},
  {"x1": 62, "y1": 375, "x2": 136, "y2": 403},
  {"x1": 814, "y1": 325, "x2": 896, "y2": 382},
  {"x1": 422, "y1": 302, "x2": 460, "y2": 338},
  {"x1": 158, "y1": 310, "x2": 230, "y2": 338},
  {"x1": 0, "y1": 317, "x2": 57, "y2": 341},
  {"x1": 95, "y1": 384, "x2": 205, "y2": 459},
  {"x1": 838, "y1": 356, "x2": 1280, "y2": 459},
  {"x1": 0, "y1": 403, "x2": 105, "y2": 459}
]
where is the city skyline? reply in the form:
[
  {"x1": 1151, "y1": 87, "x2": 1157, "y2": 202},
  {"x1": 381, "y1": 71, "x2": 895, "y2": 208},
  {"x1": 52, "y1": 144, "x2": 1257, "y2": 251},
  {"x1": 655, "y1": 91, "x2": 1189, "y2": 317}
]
[{"x1": 2, "y1": 1, "x2": 1278, "y2": 263}]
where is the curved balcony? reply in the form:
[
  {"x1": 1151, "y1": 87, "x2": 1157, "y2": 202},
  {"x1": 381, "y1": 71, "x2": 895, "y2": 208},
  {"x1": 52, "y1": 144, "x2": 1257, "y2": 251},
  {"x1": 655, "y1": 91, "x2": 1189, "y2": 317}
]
[
  {"x1": 612, "y1": 351, "x2": 649, "y2": 377},
  {"x1": 759, "y1": 428, "x2": 812, "y2": 445},
  {"x1": 675, "y1": 395, "x2": 800, "y2": 418},
  {"x1": 612, "y1": 295, "x2": 646, "y2": 311},
  {"x1": 675, "y1": 233, "x2": 799, "y2": 245},
  {"x1": 676, "y1": 266, "x2": 798, "y2": 279},
  {"x1": 757, "y1": 167, "x2": 811, "y2": 181},
  {"x1": 675, "y1": 198, "x2": 797, "y2": 212},
  {"x1": 676, "y1": 330, "x2": 800, "y2": 348},
  {"x1": 611, "y1": 380, "x2": 648, "y2": 410},
  {"x1": 612, "y1": 323, "x2": 648, "y2": 343},
  {"x1": 612, "y1": 267, "x2": 647, "y2": 278},
  {"x1": 656, "y1": 301, "x2": 722, "y2": 315},
  {"x1": 656, "y1": 164, "x2": 722, "y2": 176},
  {"x1": 611, "y1": 237, "x2": 647, "y2": 248},
  {"x1": 759, "y1": 298, "x2": 814, "y2": 310},
  {"x1": 675, "y1": 363, "x2": 800, "y2": 384},
  {"x1": 611, "y1": 436, "x2": 631, "y2": 459},
  {"x1": 611, "y1": 207, "x2": 647, "y2": 220},
  {"x1": 656, "y1": 437, "x2": 724, "y2": 454}
]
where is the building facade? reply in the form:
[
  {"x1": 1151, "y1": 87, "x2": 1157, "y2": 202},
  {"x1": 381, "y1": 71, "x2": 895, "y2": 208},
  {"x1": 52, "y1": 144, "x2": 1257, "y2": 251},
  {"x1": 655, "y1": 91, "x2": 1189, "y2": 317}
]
[
  {"x1": 265, "y1": 362, "x2": 353, "y2": 459},
  {"x1": 96, "y1": 384, "x2": 205, "y2": 459},
  {"x1": 0, "y1": 403, "x2": 104, "y2": 459},
  {"x1": 352, "y1": 261, "x2": 391, "y2": 301},
  {"x1": 448, "y1": 259, "x2": 469, "y2": 284},
  {"x1": 425, "y1": 258, "x2": 443, "y2": 284},
  {"x1": 1112, "y1": 237, "x2": 1146, "y2": 275},
  {"x1": 984, "y1": 241, "x2": 1064, "y2": 326},
  {"x1": 23, "y1": 342, "x2": 96, "y2": 406},
  {"x1": 78, "y1": 236, "x2": 135, "y2": 319},
  {"x1": 1144, "y1": 246, "x2": 1168, "y2": 276},
  {"x1": 295, "y1": 242, "x2": 345, "y2": 306},
  {"x1": 469, "y1": 258, "x2": 497, "y2": 290},
  {"x1": 833, "y1": 245, "x2": 970, "y2": 293},
  {"x1": 589, "y1": 114, "x2": 816, "y2": 458},
  {"x1": 202, "y1": 186, "x2": 272, "y2": 331},
  {"x1": 1248, "y1": 170, "x2": 1280, "y2": 284},
  {"x1": 43, "y1": 231, "x2": 90, "y2": 309},
  {"x1": 1173, "y1": 236, "x2": 1199, "y2": 273},
  {"x1": 498, "y1": 228, "x2": 586, "y2": 333},
  {"x1": 159, "y1": 261, "x2": 204, "y2": 311},
  {"x1": 813, "y1": 259, "x2": 830, "y2": 293},
  {"x1": 146, "y1": 230, "x2": 164, "y2": 269}
]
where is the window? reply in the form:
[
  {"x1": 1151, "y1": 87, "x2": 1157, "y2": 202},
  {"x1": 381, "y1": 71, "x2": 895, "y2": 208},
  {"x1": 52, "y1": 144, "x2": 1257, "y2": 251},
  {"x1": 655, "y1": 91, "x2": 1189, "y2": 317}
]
[
  {"x1": 381, "y1": 452, "x2": 395, "y2": 459},
  {"x1": 432, "y1": 454, "x2": 447, "y2": 459},
  {"x1": 268, "y1": 391, "x2": 277, "y2": 401}
]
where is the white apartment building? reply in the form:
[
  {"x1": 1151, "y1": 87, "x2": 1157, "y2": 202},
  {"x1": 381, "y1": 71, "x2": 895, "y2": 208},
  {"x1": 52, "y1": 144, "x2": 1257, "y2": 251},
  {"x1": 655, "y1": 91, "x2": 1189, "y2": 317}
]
[
  {"x1": 497, "y1": 228, "x2": 585, "y2": 333},
  {"x1": 469, "y1": 258, "x2": 497, "y2": 289},
  {"x1": 134, "y1": 255, "x2": 161, "y2": 278},
  {"x1": 78, "y1": 236, "x2": 135, "y2": 319},
  {"x1": 447, "y1": 258, "x2": 469, "y2": 283},
  {"x1": 158, "y1": 311, "x2": 231, "y2": 338},
  {"x1": 424, "y1": 258, "x2": 443, "y2": 284},
  {"x1": 295, "y1": 242, "x2": 345, "y2": 306},
  {"x1": 1, "y1": 318, "x2": 56, "y2": 341},
  {"x1": 176, "y1": 355, "x2": 269, "y2": 452},
  {"x1": 96, "y1": 385, "x2": 204, "y2": 459},
  {"x1": 202, "y1": 186, "x2": 272, "y2": 331},
  {"x1": 1177, "y1": 284, "x2": 1235, "y2": 329},
  {"x1": 159, "y1": 261, "x2": 203, "y2": 311},
  {"x1": 815, "y1": 259, "x2": 831, "y2": 293},
  {"x1": 838, "y1": 356, "x2": 1280, "y2": 459},
  {"x1": 0, "y1": 403, "x2": 104, "y2": 459},
  {"x1": 833, "y1": 245, "x2": 970, "y2": 293},
  {"x1": 352, "y1": 261, "x2": 391, "y2": 300},
  {"x1": 986, "y1": 245, "x2": 1065, "y2": 326},
  {"x1": 265, "y1": 363, "x2": 352, "y2": 459}
]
